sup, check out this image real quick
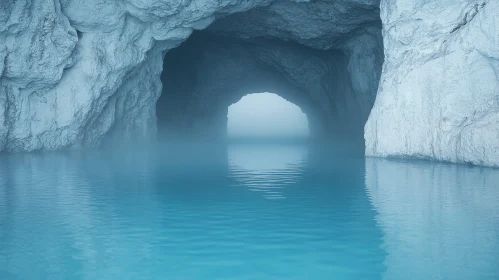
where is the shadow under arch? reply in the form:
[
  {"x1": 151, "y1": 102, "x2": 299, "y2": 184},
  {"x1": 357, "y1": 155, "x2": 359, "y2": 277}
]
[{"x1": 156, "y1": 30, "x2": 368, "y2": 143}]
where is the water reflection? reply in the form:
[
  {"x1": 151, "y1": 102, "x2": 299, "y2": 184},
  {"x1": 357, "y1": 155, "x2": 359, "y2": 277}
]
[
  {"x1": 228, "y1": 144, "x2": 308, "y2": 199},
  {"x1": 365, "y1": 158, "x2": 499, "y2": 280},
  {"x1": 0, "y1": 145, "x2": 498, "y2": 279}
]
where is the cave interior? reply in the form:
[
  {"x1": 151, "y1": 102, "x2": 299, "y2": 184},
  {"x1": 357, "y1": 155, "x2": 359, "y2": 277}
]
[{"x1": 156, "y1": 1, "x2": 384, "y2": 144}]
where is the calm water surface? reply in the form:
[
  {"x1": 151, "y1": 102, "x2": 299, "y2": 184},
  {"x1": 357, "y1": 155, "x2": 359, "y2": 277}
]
[{"x1": 0, "y1": 143, "x2": 498, "y2": 279}]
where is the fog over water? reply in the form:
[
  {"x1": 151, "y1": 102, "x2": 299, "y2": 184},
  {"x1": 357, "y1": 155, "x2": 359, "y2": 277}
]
[
  {"x1": 228, "y1": 93, "x2": 309, "y2": 139},
  {"x1": 1, "y1": 142, "x2": 498, "y2": 279}
]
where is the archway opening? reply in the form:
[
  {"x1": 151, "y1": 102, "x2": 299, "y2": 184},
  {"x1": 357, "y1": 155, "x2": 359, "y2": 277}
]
[
  {"x1": 227, "y1": 92, "x2": 309, "y2": 142},
  {"x1": 156, "y1": 3, "x2": 383, "y2": 148}
]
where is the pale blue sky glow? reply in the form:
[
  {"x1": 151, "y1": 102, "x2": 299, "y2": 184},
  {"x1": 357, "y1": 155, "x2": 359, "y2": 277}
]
[{"x1": 227, "y1": 92, "x2": 309, "y2": 138}]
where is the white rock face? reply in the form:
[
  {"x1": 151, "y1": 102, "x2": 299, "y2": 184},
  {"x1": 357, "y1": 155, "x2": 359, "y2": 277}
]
[
  {"x1": 0, "y1": 0, "x2": 497, "y2": 167},
  {"x1": 0, "y1": 0, "x2": 380, "y2": 150},
  {"x1": 365, "y1": 0, "x2": 499, "y2": 167},
  {"x1": 0, "y1": 0, "x2": 275, "y2": 151}
]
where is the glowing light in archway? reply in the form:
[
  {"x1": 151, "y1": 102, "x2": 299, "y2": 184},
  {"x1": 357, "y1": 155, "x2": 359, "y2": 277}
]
[{"x1": 227, "y1": 92, "x2": 309, "y2": 139}]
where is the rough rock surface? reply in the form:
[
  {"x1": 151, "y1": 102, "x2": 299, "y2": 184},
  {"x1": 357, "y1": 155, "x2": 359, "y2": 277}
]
[
  {"x1": 365, "y1": 0, "x2": 499, "y2": 167},
  {"x1": 0, "y1": 0, "x2": 381, "y2": 151},
  {"x1": 0, "y1": 0, "x2": 380, "y2": 151},
  {"x1": 208, "y1": 0, "x2": 381, "y2": 50},
  {"x1": 0, "y1": 0, "x2": 497, "y2": 167}
]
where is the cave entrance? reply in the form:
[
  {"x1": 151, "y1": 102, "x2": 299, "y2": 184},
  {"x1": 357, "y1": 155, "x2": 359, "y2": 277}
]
[
  {"x1": 156, "y1": 31, "x2": 326, "y2": 142},
  {"x1": 157, "y1": 14, "x2": 383, "y2": 145},
  {"x1": 227, "y1": 92, "x2": 309, "y2": 142}
]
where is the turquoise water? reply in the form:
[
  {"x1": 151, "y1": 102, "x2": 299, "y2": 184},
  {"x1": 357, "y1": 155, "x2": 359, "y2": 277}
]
[{"x1": 0, "y1": 143, "x2": 498, "y2": 279}]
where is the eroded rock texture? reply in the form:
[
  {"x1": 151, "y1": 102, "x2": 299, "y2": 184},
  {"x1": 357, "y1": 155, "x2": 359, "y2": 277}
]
[
  {"x1": 0, "y1": 0, "x2": 497, "y2": 167},
  {"x1": 0, "y1": 0, "x2": 382, "y2": 150},
  {"x1": 365, "y1": 0, "x2": 499, "y2": 166}
]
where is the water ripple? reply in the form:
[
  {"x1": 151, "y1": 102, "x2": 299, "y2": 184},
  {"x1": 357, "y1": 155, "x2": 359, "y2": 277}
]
[{"x1": 0, "y1": 144, "x2": 497, "y2": 279}]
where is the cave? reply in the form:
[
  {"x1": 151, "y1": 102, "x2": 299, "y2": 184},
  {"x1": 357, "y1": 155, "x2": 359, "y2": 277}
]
[
  {"x1": 3, "y1": 1, "x2": 499, "y2": 277},
  {"x1": 3, "y1": 0, "x2": 494, "y2": 165},
  {"x1": 155, "y1": 3, "x2": 384, "y2": 145}
]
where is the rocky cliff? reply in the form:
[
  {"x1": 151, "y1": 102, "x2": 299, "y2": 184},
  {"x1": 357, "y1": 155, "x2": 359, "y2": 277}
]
[
  {"x1": 365, "y1": 0, "x2": 499, "y2": 167},
  {"x1": 0, "y1": 0, "x2": 497, "y2": 167}
]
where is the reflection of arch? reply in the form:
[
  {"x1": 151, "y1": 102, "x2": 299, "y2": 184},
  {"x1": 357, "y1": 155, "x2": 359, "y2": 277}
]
[
  {"x1": 228, "y1": 144, "x2": 308, "y2": 199},
  {"x1": 227, "y1": 92, "x2": 309, "y2": 139}
]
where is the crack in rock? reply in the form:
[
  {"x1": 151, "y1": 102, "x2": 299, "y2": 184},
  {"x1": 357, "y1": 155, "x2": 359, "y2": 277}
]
[{"x1": 450, "y1": 2, "x2": 486, "y2": 34}]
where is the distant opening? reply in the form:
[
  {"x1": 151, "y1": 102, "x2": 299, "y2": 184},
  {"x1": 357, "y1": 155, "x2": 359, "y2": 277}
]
[
  {"x1": 227, "y1": 92, "x2": 309, "y2": 141},
  {"x1": 157, "y1": 27, "x2": 382, "y2": 144}
]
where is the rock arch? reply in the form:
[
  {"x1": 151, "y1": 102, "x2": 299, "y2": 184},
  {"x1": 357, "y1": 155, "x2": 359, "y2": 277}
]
[{"x1": 0, "y1": 0, "x2": 497, "y2": 166}]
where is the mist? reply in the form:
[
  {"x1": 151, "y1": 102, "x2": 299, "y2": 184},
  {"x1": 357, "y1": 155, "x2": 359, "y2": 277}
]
[{"x1": 227, "y1": 93, "x2": 309, "y2": 139}]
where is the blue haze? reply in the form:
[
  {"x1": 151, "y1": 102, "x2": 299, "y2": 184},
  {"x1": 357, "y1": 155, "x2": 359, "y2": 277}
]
[{"x1": 228, "y1": 93, "x2": 309, "y2": 139}]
